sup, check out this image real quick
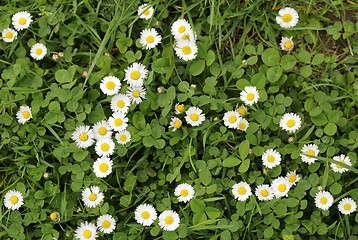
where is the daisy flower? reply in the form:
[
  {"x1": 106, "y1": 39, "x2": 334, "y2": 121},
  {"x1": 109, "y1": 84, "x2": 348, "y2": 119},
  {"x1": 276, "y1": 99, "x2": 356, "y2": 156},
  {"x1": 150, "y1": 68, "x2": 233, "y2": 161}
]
[
  {"x1": 238, "y1": 118, "x2": 249, "y2": 132},
  {"x1": 300, "y1": 144, "x2": 319, "y2": 164},
  {"x1": 331, "y1": 154, "x2": 352, "y2": 173},
  {"x1": 92, "y1": 120, "x2": 112, "y2": 140},
  {"x1": 286, "y1": 170, "x2": 300, "y2": 185},
  {"x1": 115, "y1": 130, "x2": 131, "y2": 145},
  {"x1": 280, "y1": 36, "x2": 294, "y2": 51},
  {"x1": 185, "y1": 106, "x2": 205, "y2": 126},
  {"x1": 81, "y1": 186, "x2": 104, "y2": 208},
  {"x1": 271, "y1": 177, "x2": 292, "y2": 198},
  {"x1": 176, "y1": 29, "x2": 197, "y2": 42},
  {"x1": 108, "y1": 112, "x2": 128, "y2": 132},
  {"x1": 134, "y1": 203, "x2": 157, "y2": 226},
  {"x1": 175, "y1": 103, "x2": 185, "y2": 114},
  {"x1": 171, "y1": 19, "x2": 192, "y2": 39},
  {"x1": 158, "y1": 210, "x2": 180, "y2": 231},
  {"x1": 49, "y1": 211, "x2": 60, "y2": 222},
  {"x1": 314, "y1": 191, "x2": 334, "y2": 210},
  {"x1": 126, "y1": 85, "x2": 146, "y2": 104},
  {"x1": 12, "y1": 11, "x2": 32, "y2": 31},
  {"x1": 100, "y1": 76, "x2": 121, "y2": 96},
  {"x1": 262, "y1": 149, "x2": 281, "y2": 169},
  {"x1": 174, "y1": 183, "x2": 195, "y2": 203},
  {"x1": 93, "y1": 157, "x2": 113, "y2": 178},
  {"x1": 232, "y1": 181, "x2": 252, "y2": 201},
  {"x1": 2, "y1": 28, "x2": 17, "y2": 42},
  {"x1": 138, "y1": 4, "x2": 154, "y2": 20},
  {"x1": 95, "y1": 138, "x2": 115, "y2": 157},
  {"x1": 255, "y1": 184, "x2": 274, "y2": 201},
  {"x1": 169, "y1": 117, "x2": 182, "y2": 131},
  {"x1": 71, "y1": 125, "x2": 95, "y2": 149},
  {"x1": 16, "y1": 105, "x2": 32, "y2": 124},
  {"x1": 124, "y1": 62, "x2": 148, "y2": 87},
  {"x1": 240, "y1": 86, "x2": 259, "y2": 106},
  {"x1": 236, "y1": 105, "x2": 248, "y2": 117},
  {"x1": 30, "y1": 43, "x2": 47, "y2": 61},
  {"x1": 223, "y1": 111, "x2": 241, "y2": 129},
  {"x1": 174, "y1": 40, "x2": 198, "y2": 61},
  {"x1": 338, "y1": 198, "x2": 357, "y2": 215},
  {"x1": 97, "y1": 214, "x2": 116, "y2": 234},
  {"x1": 279, "y1": 112, "x2": 302, "y2": 133},
  {"x1": 110, "y1": 94, "x2": 131, "y2": 113},
  {"x1": 74, "y1": 221, "x2": 97, "y2": 240},
  {"x1": 3, "y1": 190, "x2": 24, "y2": 210},
  {"x1": 140, "y1": 28, "x2": 162, "y2": 50},
  {"x1": 276, "y1": 7, "x2": 299, "y2": 28}
]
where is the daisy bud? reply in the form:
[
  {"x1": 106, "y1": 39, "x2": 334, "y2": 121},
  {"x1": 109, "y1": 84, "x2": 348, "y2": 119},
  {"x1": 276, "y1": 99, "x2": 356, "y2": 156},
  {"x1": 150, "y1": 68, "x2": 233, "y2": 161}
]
[{"x1": 58, "y1": 52, "x2": 64, "y2": 57}]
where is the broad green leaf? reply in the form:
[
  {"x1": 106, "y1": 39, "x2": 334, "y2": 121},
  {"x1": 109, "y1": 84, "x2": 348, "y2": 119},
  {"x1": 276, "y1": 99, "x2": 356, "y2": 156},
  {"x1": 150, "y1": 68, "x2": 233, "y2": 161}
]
[{"x1": 261, "y1": 48, "x2": 280, "y2": 66}]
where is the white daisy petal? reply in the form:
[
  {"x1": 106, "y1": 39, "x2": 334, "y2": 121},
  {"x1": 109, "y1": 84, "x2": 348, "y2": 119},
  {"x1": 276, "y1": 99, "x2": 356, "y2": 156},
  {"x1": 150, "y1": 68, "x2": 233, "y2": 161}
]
[
  {"x1": 255, "y1": 184, "x2": 274, "y2": 201},
  {"x1": 97, "y1": 214, "x2": 116, "y2": 234},
  {"x1": 138, "y1": 4, "x2": 154, "y2": 20},
  {"x1": 232, "y1": 181, "x2": 252, "y2": 201},
  {"x1": 16, "y1": 105, "x2": 32, "y2": 124},
  {"x1": 12, "y1": 11, "x2": 33, "y2": 31},
  {"x1": 95, "y1": 138, "x2": 115, "y2": 157},
  {"x1": 2, "y1": 28, "x2": 17, "y2": 42},
  {"x1": 223, "y1": 111, "x2": 241, "y2": 129},
  {"x1": 271, "y1": 177, "x2": 292, "y2": 198},
  {"x1": 100, "y1": 76, "x2": 121, "y2": 96},
  {"x1": 174, "y1": 40, "x2": 198, "y2": 61},
  {"x1": 237, "y1": 118, "x2": 249, "y2": 131},
  {"x1": 124, "y1": 62, "x2": 148, "y2": 87},
  {"x1": 174, "y1": 183, "x2": 195, "y2": 203},
  {"x1": 286, "y1": 170, "x2": 300, "y2": 185},
  {"x1": 169, "y1": 117, "x2": 182, "y2": 131},
  {"x1": 115, "y1": 129, "x2": 131, "y2": 145},
  {"x1": 140, "y1": 28, "x2": 162, "y2": 50},
  {"x1": 240, "y1": 86, "x2": 260, "y2": 106},
  {"x1": 279, "y1": 112, "x2": 302, "y2": 133},
  {"x1": 81, "y1": 186, "x2": 104, "y2": 208},
  {"x1": 92, "y1": 120, "x2": 112, "y2": 140},
  {"x1": 93, "y1": 157, "x2": 113, "y2": 178},
  {"x1": 185, "y1": 106, "x2": 205, "y2": 126},
  {"x1": 4, "y1": 190, "x2": 24, "y2": 210},
  {"x1": 280, "y1": 36, "x2": 294, "y2": 51},
  {"x1": 300, "y1": 144, "x2": 319, "y2": 164},
  {"x1": 262, "y1": 149, "x2": 281, "y2": 169},
  {"x1": 338, "y1": 198, "x2": 357, "y2": 215},
  {"x1": 71, "y1": 125, "x2": 95, "y2": 149},
  {"x1": 314, "y1": 191, "x2": 334, "y2": 210},
  {"x1": 126, "y1": 85, "x2": 146, "y2": 104},
  {"x1": 276, "y1": 7, "x2": 299, "y2": 28},
  {"x1": 110, "y1": 94, "x2": 131, "y2": 113},
  {"x1": 158, "y1": 210, "x2": 180, "y2": 231},
  {"x1": 74, "y1": 221, "x2": 98, "y2": 240},
  {"x1": 30, "y1": 43, "x2": 47, "y2": 61},
  {"x1": 331, "y1": 154, "x2": 352, "y2": 173},
  {"x1": 134, "y1": 203, "x2": 157, "y2": 226}
]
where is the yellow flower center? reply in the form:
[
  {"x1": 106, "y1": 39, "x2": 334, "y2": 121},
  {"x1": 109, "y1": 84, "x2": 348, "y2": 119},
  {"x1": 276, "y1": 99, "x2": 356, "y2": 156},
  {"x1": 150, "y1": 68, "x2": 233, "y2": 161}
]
[
  {"x1": 239, "y1": 123, "x2": 246, "y2": 130},
  {"x1": 336, "y1": 160, "x2": 345, "y2": 169},
  {"x1": 79, "y1": 133, "x2": 88, "y2": 141},
  {"x1": 119, "y1": 134, "x2": 127, "y2": 142},
  {"x1": 106, "y1": 81, "x2": 115, "y2": 90},
  {"x1": 6, "y1": 31, "x2": 13, "y2": 39},
  {"x1": 260, "y1": 189, "x2": 269, "y2": 197},
  {"x1": 83, "y1": 230, "x2": 92, "y2": 238},
  {"x1": 228, "y1": 115, "x2": 237, "y2": 124},
  {"x1": 284, "y1": 41, "x2": 293, "y2": 49},
  {"x1": 101, "y1": 143, "x2": 110, "y2": 151},
  {"x1": 344, "y1": 203, "x2": 351, "y2": 211},
  {"x1": 98, "y1": 127, "x2": 107, "y2": 136},
  {"x1": 102, "y1": 220, "x2": 111, "y2": 228},
  {"x1": 238, "y1": 107, "x2": 247, "y2": 116},
  {"x1": 132, "y1": 90, "x2": 140, "y2": 98},
  {"x1": 173, "y1": 120, "x2": 182, "y2": 129},
  {"x1": 178, "y1": 26, "x2": 186, "y2": 33},
  {"x1": 89, "y1": 193, "x2": 97, "y2": 201},
  {"x1": 278, "y1": 184, "x2": 286, "y2": 192},
  {"x1": 320, "y1": 197, "x2": 328, "y2": 204},
  {"x1": 182, "y1": 46, "x2": 192, "y2": 55},
  {"x1": 50, "y1": 212, "x2": 58, "y2": 221},
  {"x1": 18, "y1": 17, "x2": 27, "y2": 25},
  {"x1": 143, "y1": 9, "x2": 150, "y2": 16},
  {"x1": 35, "y1": 48, "x2": 43, "y2": 56},
  {"x1": 267, "y1": 155, "x2": 275, "y2": 163},
  {"x1": 238, "y1": 187, "x2": 246, "y2": 195},
  {"x1": 176, "y1": 104, "x2": 185, "y2": 113},
  {"x1": 286, "y1": 119, "x2": 296, "y2": 128},
  {"x1": 146, "y1": 35, "x2": 155, "y2": 43},
  {"x1": 182, "y1": 34, "x2": 190, "y2": 40},
  {"x1": 282, "y1": 13, "x2": 293, "y2": 23},
  {"x1": 180, "y1": 189, "x2": 189, "y2": 197},
  {"x1": 130, "y1": 70, "x2": 141, "y2": 80},
  {"x1": 114, "y1": 118, "x2": 123, "y2": 126},
  {"x1": 288, "y1": 175, "x2": 297, "y2": 183},
  {"x1": 246, "y1": 93, "x2": 255, "y2": 101},
  {"x1": 190, "y1": 113, "x2": 199, "y2": 121},
  {"x1": 306, "y1": 150, "x2": 315, "y2": 156},
  {"x1": 99, "y1": 163, "x2": 109, "y2": 172},
  {"x1": 117, "y1": 100, "x2": 125, "y2": 108},
  {"x1": 10, "y1": 196, "x2": 18, "y2": 204},
  {"x1": 164, "y1": 216, "x2": 174, "y2": 225},
  {"x1": 141, "y1": 211, "x2": 150, "y2": 219},
  {"x1": 22, "y1": 111, "x2": 30, "y2": 119}
]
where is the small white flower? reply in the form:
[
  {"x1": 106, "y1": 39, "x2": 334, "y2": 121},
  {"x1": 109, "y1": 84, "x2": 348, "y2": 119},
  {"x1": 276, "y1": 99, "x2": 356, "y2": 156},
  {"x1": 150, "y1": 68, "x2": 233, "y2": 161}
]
[
  {"x1": 158, "y1": 210, "x2": 180, "y2": 231},
  {"x1": 93, "y1": 157, "x2": 113, "y2": 178},
  {"x1": 81, "y1": 186, "x2": 104, "y2": 208},
  {"x1": 276, "y1": 7, "x2": 299, "y2": 28},
  {"x1": 175, "y1": 29, "x2": 197, "y2": 42},
  {"x1": 95, "y1": 138, "x2": 115, "y2": 157},
  {"x1": 237, "y1": 118, "x2": 249, "y2": 131},
  {"x1": 169, "y1": 117, "x2": 182, "y2": 131},
  {"x1": 240, "y1": 86, "x2": 259, "y2": 106},
  {"x1": 223, "y1": 111, "x2": 241, "y2": 129},
  {"x1": 236, "y1": 105, "x2": 248, "y2": 117},
  {"x1": 271, "y1": 177, "x2": 292, "y2": 198},
  {"x1": 100, "y1": 76, "x2": 121, "y2": 96},
  {"x1": 232, "y1": 182, "x2": 252, "y2": 201},
  {"x1": 174, "y1": 40, "x2": 198, "y2": 61},
  {"x1": 108, "y1": 112, "x2": 128, "y2": 132},
  {"x1": 171, "y1": 19, "x2": 192, "y2": 38},
  {"x1": 338, "y1": 198, "x2": 357, "y2": 215},
  {"x1": 174, "y1": 183, "x2": 195, "y2": 203},
  {"x1": 280, "y1": 36, "x2": 294, "y2": 51},
  {"x1": 314, "y1": 191, "x2": 334, "y2": 210},
  {"x1": 2, "y1": 28, "x2": 17, "y2": 42},
  {"x1": 262, "y1": 149, "x2": 281, "y2": 169},
  {"x1": 279, "y1": 112, "x2": 302, "y2": 133},
  {"x1": 16, "y1": 105, "x2": 32, "y2": 124},
  {"x1": 74, "y1": 221, "x2": 98, "y2": 240},
  {"x1": 185, "y1": 106, "x2": 205, "y2": 126},
  {"x1": 110, "y1": 94, "x2": 131, "y2": 113},
  {"x1": 3, "y1": 190, "x2": 24, "y2": 210},
  {"x1": 30, "y1": 43, "x2": 47, "y2": 60},
  {"x1": 115, "y1": 130, "x2": 131, "y2": 145},
  {"x1": 126, "y1": 85, "x2": 146, "y2": 104},
  {"x1": 255, "y1": 184, "x2": 274, "y2": 201},
  {"x1": 331, "y1": 154, "x2": 352, "y2": 173},
  {"x1": 92, "y1": 120, "x2": 112, "y2": 140},
  {"x1": 300, "y1": 144, "x2": 319, "y2": 164},
  {"x1": 175, "y1": 103, "x2": 185, "y2": 114},
  {"x1": 71, "y1": 125, "x2": 95, "y2": 149},
  {"x1": 134, "y1": 203, "x2": 157, "y2": 226},
  {"x1": 286, "y1": 170, "x2": 300, "y2": 185},
  {"x1": 124, "y1": 62, "x2": 148, "y2": 87},
  {"x1": 12, "y1": 11, "x2": 32, "y2": 31},
  {"x1": 138, "y1": 4, "x2": 154, "y2": 20},
  {"x1": 97, "y1": 214, "x2": 116, "y2": 234},
  {"x1": 140, "y1": 28, "x2": 162, "y2": 50}
]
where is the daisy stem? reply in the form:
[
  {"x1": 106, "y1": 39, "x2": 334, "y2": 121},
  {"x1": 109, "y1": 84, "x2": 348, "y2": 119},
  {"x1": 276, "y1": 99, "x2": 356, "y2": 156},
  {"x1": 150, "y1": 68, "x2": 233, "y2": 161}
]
[
  {"x1": 344, "y1": 215, "x2": 351, "y2": 236},
  {"x1": 188, "y1": 138, "x2": 197, "y2": 173}
]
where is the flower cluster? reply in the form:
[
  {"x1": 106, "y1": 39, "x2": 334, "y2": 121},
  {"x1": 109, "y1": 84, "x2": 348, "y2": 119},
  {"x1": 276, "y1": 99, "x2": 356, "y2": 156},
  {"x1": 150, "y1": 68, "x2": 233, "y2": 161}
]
[{"x1": 172, "y1": 19, "x2": 198, "y2": 61}]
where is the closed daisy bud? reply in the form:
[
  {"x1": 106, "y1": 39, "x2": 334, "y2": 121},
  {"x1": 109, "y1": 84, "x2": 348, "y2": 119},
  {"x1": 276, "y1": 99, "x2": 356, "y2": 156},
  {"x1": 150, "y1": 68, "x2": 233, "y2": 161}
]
[
  {"x1": 331, "y1": 154, "x2": 352, "y2": 173},
  {"x1": 74, "y1": 221, "x2": 97, "y2": 240},
  {"x1": 12, "y1": 11, "x2": 32, "y2": 31},
  {"x1": 240, "y1": 86, "x2": 259, "y2": 106},
  {"x1": 71, "y1": 125, "x2": 95, "y2": 149},
  {"x1": 232, "y1": 181, "x2": 252, "y2": 201},
  {"x1": 100, "y1": 76, "x2": 121, "y2": 96},
  {"x1": 255, "y1": 184, "x2": 274, "y2": 201},
  {"x1": 140, "y1": 28, "x2": 162, "y2": 50},
  {"x1": 174, "y1": 183, "x2": 195, "y2": 203},
  {"x1": 81, "y1": 186, "x2": 104, "y2": 208},
  {"x1": 16, "y1": 105, "x2": 32, "y2": 124},
  {"x1": 169, "y1": 117, "x2": 182, "y2": 131},
  {"x1": 271, "y1": 177, "x2": 292, "y2": 198},
  {"x1": 50, "y1": 211, "x2": 61, "y2": 223},
  {"x1": 115, "y1": 130, "x2": 131, "y2": 145},
  {"x1": 134, "y1": 203, "x2": 157, "y2": 226},
  {"x1": 158, "y1": 210, "x2": 180, "y2": 231},
  {"x1": 174, "y1": 40, "x2": 198, "y2": 61},
  {"x1": 300, "y1": 144, "x2": 319, "y2": 164},
  {"x1": 280, "y1": 36, "x2": 294, "y2": 51},
  {"x1": 4, "y1": 190, "x2": 24, "y2": 210},
  {"x1": 276, "y1": 7, "x2": 299, "y2": 28},
  {"x1": 185, "y1": 106, "x2": 205, "y2": 126},
  {"x1": 262, "y1": 149, "x2": 281, "y2": 169},
  {"x1": 223, "y1": 111, "x2": 241, "y2": 129},
  {"x1": 138, "y1": 4, "x2": 154, "y2": 20},
  {"x1": 236, "y1": 105, "x2": 248, "y2": 117},
  {"x1": 338, "y1": 198, "x2": 356, "y2": 215},
  {"x1": 314, "y1": 191, "x2": 334, "y2": 210},
  {"x1": 97, "y1": 214, "x2": 116, "y2": 234},
  {"x1": 93, "y1": 157, "x2": 113, "y2": 178},
  {"x1": 279, "y1": 112, "x2": 302, "y2": 133},
  {"x1": 30, "y1": 43, "x2": 47, "y2": 60},
  {"x1": 2, "y1": 28, "x2": 17, "y2": 42}
]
